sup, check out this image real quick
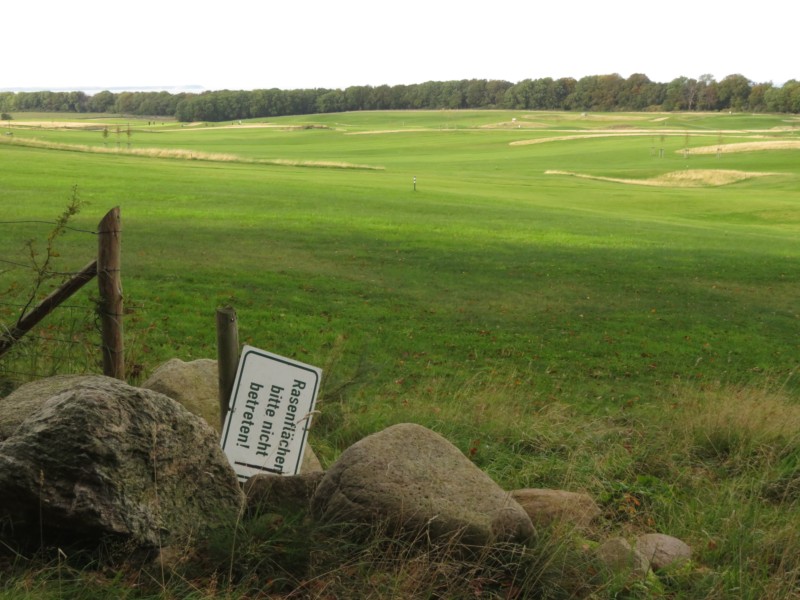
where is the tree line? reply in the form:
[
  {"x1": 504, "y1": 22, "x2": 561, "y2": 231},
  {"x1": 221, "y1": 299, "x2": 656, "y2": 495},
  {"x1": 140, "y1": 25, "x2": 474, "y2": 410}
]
[{"x1": 2, "y1": 74, "x2": 799, "y2": 121}]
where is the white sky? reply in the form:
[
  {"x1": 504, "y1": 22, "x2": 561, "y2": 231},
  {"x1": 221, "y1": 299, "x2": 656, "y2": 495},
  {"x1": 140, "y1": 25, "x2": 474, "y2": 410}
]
[{"x1": 2, "y1": 0, "x2": 796, "y2": 92}]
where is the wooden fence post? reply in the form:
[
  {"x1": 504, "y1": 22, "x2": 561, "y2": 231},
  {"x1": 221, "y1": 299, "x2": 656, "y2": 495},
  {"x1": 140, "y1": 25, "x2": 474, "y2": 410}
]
[
  {"x1": 97, "y1": 207, "x2": 124, "y2": 379},
  {"x1": 216, "y1": 306, "x2": 239, "y2": 430}
]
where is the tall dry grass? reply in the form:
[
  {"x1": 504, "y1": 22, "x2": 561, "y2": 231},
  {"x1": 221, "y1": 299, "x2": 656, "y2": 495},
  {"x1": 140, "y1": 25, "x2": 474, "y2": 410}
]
[{"x1": 0, "y1": 136, "x2": 384, "y2": 170}]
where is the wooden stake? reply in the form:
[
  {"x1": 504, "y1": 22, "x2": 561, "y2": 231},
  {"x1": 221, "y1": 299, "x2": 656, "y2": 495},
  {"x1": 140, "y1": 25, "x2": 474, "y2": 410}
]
[
  {"x1": 216, "y1": 306, "x2": 239, "y2": 430},
  {"x1": 97, "y1": 207, "x2": 124, "y2": 379}
]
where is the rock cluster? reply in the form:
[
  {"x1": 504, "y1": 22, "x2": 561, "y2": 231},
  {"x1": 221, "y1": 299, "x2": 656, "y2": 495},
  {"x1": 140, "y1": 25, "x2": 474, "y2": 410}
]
[{"x1": 1, "y1": 363, "x2": 692, "y2": 587}]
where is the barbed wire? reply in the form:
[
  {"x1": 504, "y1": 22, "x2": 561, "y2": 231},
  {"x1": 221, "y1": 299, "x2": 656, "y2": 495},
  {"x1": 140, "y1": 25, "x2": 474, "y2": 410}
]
[
  {"x1": 1, "y1": 365, "x2": 96, "y2": 380},
  {"x1": 21, "y1": 334, "x2": 101, "y2": 347},
  {"x1": 0, "y1": 206, "x2": 123, "y2": 388},
  {"x1": 0, "y1": 258, "x2": 37, "y2": 270},
  {"x1": 1, "y1": 317, "x2": 102, "y2": 383},
  {"x1": 0, "y1": 300, "x2": 91, "y2": 311},
  {"x1": 0, "y1": 258, "x2": 99, "y2": 279},
  {"x1": 1, "y1": 213, "x2": 99, "y2": 278},
  {"x1": 0, "y1": 220, "x2": 98, "y2": 235}
]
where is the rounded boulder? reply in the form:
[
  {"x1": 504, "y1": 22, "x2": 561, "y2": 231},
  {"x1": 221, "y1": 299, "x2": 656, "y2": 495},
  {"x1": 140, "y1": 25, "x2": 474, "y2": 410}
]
[{"x1": 311, "y1": 423, "x2": 534, "y2": 547}]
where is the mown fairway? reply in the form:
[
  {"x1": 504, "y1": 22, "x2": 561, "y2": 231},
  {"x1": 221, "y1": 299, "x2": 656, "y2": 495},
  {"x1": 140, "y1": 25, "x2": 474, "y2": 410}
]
[
  {"x1": 2, "y1": 111, "x2": 798, "y2": 408},
  {"x1": 1, "y1": 110, "x2": 800, "y2": 596}
]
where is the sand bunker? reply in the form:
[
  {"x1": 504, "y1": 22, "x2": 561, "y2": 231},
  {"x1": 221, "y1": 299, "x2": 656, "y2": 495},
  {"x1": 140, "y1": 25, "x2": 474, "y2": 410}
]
[
  {"x1": 684, "y1": 140, "x2": 800, "y2": 155},
  {"x1": 182, "y1": 123, "x2": 331, "y2": 131},
  {"x1": 510, "y1": 131, "x2": 707, "y2": 146},
  {"x1": 347, "y1": 128, "x2": 433, "y2": 135},
  {"x1": 480, "y1": 121, "x2": 548, "y2": 129},
  {"x1": 8, "y1": 121, "x2": 107, "y2": 130},
  {"x1": 545, "y1": 169, "x2": 779, "y2": 187},
  {"x1": 510, "y1": 130, "x2": 796, "y2": 147}
]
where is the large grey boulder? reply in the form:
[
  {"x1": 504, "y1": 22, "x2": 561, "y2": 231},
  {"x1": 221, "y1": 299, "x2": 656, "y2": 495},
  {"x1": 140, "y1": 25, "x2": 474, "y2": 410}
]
[
  {"x1": 0, "y1": 375, "x2": 244, "y2": 548},
  {"x1": 311, "y1": 423, "x2": 534, "y2": 547},
  {"x1": 142, "y1": 358, "x2": 324, "y2": 473},
  {"x1": 510, "y1": 488, "x2": 601, "y2": 529}
]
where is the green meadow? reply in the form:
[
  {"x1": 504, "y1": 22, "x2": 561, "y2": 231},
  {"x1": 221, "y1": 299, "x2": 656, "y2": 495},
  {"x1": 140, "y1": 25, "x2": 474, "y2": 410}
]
[{"x1": 1, "y1": 110, "x2": 800, "y2": 597}]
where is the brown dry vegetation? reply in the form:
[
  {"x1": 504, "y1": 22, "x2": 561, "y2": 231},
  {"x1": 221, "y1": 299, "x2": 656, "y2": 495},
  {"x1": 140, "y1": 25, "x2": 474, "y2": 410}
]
[{"x1": 0, "y1": 136, "x2": 384, "y2": 170}]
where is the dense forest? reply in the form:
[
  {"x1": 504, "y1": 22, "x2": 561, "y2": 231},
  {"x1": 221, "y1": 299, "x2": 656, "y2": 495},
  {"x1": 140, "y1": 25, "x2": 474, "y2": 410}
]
[{"x1": 2, "y1": 73, "x2": 799, "y2": 121}]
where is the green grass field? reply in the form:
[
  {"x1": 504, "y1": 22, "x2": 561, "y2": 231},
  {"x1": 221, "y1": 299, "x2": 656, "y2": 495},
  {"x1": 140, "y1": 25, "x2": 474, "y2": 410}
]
[{"x1": 1, "y1": 110, "x2": 799, "y2": 597}]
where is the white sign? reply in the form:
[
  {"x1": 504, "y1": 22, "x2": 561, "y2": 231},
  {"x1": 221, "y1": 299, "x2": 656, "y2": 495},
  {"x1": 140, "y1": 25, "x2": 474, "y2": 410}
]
[{"x1": 220, "y1": 345, "x2": 321, "y2": 482}]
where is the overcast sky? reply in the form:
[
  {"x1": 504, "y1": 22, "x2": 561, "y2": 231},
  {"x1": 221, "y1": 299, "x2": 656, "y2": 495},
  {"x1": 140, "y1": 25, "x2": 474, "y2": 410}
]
[{"x1": 2, "y1": 0, "x2": 796, "y2": 92}]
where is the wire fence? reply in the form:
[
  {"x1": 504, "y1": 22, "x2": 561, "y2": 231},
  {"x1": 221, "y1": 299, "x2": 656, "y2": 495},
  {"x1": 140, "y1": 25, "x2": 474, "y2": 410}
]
[{"x1": 0, "y1": 218, "x2": 105, "y2": 393}]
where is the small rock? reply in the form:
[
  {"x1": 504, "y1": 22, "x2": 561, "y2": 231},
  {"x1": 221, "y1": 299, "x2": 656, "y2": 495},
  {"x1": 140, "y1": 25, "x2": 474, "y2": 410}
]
[
  {"x1": 510, "y1": 488, "x2": 600, "y2": 528},
  {"x1": 142, "y1": 358, "x2": 220, "y2": 430},
  {"x1": 596, "y1": 537, "x2": 650, "y2": 578},
  {"x1": 635, "y1": 533, "x2": 692, "y2": 571},
  {"x1": 244, "y1": 471, "x2": 325, "y2": 515}
]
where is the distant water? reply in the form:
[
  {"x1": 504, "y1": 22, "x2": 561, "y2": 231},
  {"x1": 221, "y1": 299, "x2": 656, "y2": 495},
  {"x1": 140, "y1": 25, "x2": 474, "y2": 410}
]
[{"x1": 0, "y1": 85, "x2": 206, "y2": 95}]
